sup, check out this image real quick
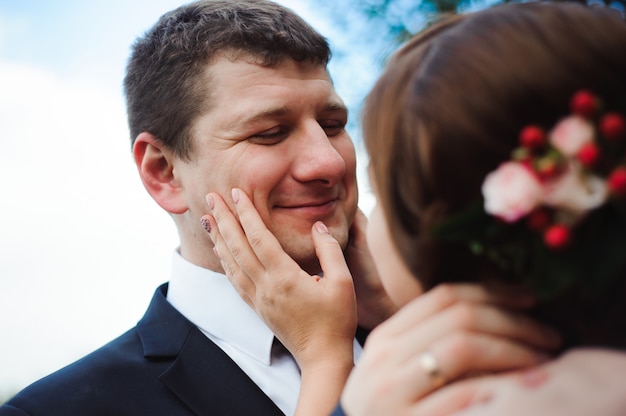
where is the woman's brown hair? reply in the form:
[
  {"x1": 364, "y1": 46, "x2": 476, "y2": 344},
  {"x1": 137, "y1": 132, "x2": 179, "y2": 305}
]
[{"x1": 364, "y1": 2, "x2": 626, "y2": 347}]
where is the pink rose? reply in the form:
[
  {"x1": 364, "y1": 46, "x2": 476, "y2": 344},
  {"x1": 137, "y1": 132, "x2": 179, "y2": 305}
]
[
  {"x1": 482, "y1": 162, "x2": 543, "y2": 222},
  {"x1": 543, "y1": 161, "x2": 608, "y2": 218},
  {"x1": 550, "y1": 116, "x2": 595, "y2": 156}
]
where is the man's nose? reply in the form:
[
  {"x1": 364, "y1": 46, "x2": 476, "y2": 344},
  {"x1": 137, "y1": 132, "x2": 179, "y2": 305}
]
[{"x1": 291, "y1": 123, "x2": 347, "y2": 185}]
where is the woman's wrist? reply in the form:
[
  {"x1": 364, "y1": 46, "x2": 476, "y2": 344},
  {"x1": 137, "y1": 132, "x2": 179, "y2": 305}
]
[{"x1": 296, "y1": 352, "x2": 354, "y2": 416}]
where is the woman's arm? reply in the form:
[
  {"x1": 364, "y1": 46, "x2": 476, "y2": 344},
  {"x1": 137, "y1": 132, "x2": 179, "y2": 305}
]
[{"x1": 204, "y1": 189, "x2": 561, "y2": 416}]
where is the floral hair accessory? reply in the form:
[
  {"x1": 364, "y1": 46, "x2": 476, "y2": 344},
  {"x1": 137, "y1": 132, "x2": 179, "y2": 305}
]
[{"x1": 434, "y1": 90, "x2": 626, "y2": 300}]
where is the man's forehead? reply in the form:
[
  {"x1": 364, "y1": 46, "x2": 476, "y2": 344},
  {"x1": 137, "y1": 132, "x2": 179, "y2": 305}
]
[
  {"x1": 202, "y1": 57, "x2": 342, "y2": 104},
  {"x1": 208, "y1": 55, "x2": 333, "y2": 90}
]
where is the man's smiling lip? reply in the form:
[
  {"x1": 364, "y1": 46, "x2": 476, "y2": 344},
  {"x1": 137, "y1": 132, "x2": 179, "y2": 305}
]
[{"x1": 274, "y1": 199, "x2": 338, "y2": 216}]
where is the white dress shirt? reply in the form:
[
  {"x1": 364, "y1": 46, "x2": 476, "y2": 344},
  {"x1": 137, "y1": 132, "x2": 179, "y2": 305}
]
[{"x1": 166, "y1": 251, "x2": 362, "y2": 416}]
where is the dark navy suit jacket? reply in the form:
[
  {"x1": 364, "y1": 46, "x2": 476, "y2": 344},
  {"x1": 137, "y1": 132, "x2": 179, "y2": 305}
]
[{"x1": 0, "y1": 284, "x2": 285, "y2": 415}]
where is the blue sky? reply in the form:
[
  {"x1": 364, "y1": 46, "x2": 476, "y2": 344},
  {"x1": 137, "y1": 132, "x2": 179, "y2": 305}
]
[{"x1": 0, "y1": 0, "x2": 379, "y2": 397}]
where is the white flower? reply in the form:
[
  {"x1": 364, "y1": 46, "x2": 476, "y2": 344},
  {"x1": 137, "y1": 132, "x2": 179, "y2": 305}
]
[
  {"x1": 543, "y1": 161, "x2": 608, "y2": 218},
  {"x1": 550, "y1": 116, "x2": 595, "y2": 156},
  {"x1": 482, "y1": 162, "x2": 543, "y2": 223}
]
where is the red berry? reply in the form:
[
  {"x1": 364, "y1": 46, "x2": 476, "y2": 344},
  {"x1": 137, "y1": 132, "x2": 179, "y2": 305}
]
[
  {"x1": 600, "y1": 113, "x2": 626, "y2": 141},
  {"x1": 519, "y1": 125, "x2": 546, "y2": 150},
  {"x1": 576, "y1": 142, "x2": 600, "y2": 167},
  {"x1": 608, "y1": 167, "x2": 626, "y2": 196},
  {"x1": 570, "y1": 90, "x2": 599, "y2": 118},
  {"x1": 544, "y1": 224, "x2": 571, "y2": 250}
]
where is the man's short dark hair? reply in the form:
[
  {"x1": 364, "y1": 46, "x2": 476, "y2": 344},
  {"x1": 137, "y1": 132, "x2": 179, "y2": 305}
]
[{"x1": 124, "y1": 0, "x2": 331, "y2": 159}]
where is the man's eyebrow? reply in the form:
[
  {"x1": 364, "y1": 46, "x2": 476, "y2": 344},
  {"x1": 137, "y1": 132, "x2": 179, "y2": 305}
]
[
  {"x1": 322, "y1": 102, "x2": 348, "y2": 115},
  {"x1": 234, "y1": 102, "x2": 348, "y2": 130},
  {"x1": 235, "y1": 107, "x2": 291, "y2": 128}
]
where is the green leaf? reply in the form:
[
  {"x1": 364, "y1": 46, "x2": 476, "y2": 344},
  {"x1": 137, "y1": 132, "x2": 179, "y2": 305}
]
[{"x1": 432, "y1": 202, "x2": 491, "y2": 242}]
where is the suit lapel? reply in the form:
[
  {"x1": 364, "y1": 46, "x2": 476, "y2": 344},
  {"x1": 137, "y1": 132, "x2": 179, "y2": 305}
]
[
  {"x1": 160, "y1": 328, "x2": 285, "y2": 415},
  {"x1": 137, "y1": 284, "x2": 284, "y2": 416}
]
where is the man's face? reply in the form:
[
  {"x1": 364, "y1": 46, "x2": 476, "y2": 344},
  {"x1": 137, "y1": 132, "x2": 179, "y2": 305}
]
[{"x1": 176, "y1": 55, "x2": 358, "y2": 273}]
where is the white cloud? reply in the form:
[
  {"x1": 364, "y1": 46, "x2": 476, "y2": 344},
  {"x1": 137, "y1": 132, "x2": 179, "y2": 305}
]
[{"x1": 0, "y1": 60, "x2": 176, "y2": 392}]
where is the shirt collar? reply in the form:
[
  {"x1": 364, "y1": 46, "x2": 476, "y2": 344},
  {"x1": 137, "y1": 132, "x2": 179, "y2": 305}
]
[{"x1": 166, "y1": 251, "x2": 275, "y2": 365}]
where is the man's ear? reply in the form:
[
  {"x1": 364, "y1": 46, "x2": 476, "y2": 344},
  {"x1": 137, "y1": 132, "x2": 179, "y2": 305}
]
[{"x1": 133, "y1": 132, "x2": 188, "y2": 214}]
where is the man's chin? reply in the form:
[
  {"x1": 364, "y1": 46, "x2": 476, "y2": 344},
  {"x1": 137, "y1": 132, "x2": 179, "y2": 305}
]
[
  {"x1": 280, "y1": 248, "x2": 319, "y2": 275},
  {"x1": 275, "y1": 236, "x2": 318, "y2": 273},
  {"x1": 327, "y1": 223, "x2": 350, "y2": 250},
  {"x1": 273, "y1": 219, "x2": 349, "y2": 269}
]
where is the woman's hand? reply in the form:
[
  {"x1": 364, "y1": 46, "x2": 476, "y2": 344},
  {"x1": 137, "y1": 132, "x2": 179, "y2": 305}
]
[
  {"x1": 203, "y1": 188, "x2": 357, "y2": 416},
  {"x1": 416, "y1": 348, "x2": 626, "y2": 416},
  {"x1": 340, "y1": 284, "x2": 562, "y2": 416}
]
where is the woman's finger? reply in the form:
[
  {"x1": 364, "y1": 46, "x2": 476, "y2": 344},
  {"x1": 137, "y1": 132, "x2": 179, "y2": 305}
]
[
  {"x1": 412, "y1": 303, "x2": 560, "y2": 352},
  {"x1": 207, "y1": 191, "x2": 267, "y2": 279},
  {"x1": 312, "y1": 221, "x2": 352, "y2": 282},
  {"x1": 405, "y1": 333, "x2": 548, "y2": 398},
  {"x1": 200, "y1": 211, "x2": 256, "y2": 305},
  {"x1": 203, "y1": 192, "x2": 262, "y2": 308},
  {"x1": 410, "y1": 374, "x2": 497, "y2": 416},
  {"x1": 412, "y1": 365, "x2": 552, "y2": 416},
  {"x1": 367, "y1": 303, "x2": 559, "y2": 376},
  {"x1": 229, "y1": 188, "x2": 301, "y2": 273},
  {"x1": 376, "y1": 284, "x2": 536, "y2": 337}
]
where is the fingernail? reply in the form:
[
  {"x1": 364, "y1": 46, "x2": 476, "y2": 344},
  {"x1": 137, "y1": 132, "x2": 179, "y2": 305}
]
[
  {"x1": 206, "y1": 194, "x2": 214, "y2": 210},
  {"x1": 231, "y1": 188, "x2": 239, "y2": 204},
  {"x1": 315, "y1": 221, "x2": 329, "y2": 234},
  {"x1": 201, "y1": 217, "x2": 211, "y2": 233}
]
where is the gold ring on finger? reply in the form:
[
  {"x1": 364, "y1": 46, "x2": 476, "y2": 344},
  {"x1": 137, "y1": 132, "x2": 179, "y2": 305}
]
[{"x1": 419, "y1": 351, "x2": 447, "y2": 389}]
